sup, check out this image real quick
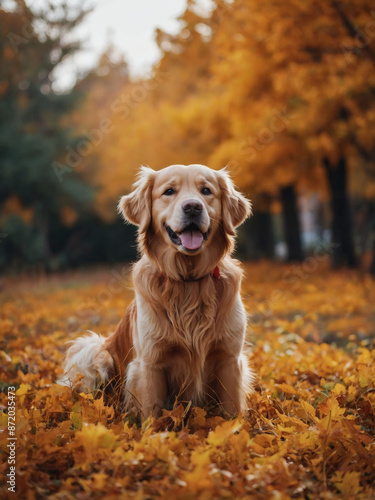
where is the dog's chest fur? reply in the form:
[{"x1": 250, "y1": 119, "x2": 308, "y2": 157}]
[
  {"x1": 162, "y1": 278, "x2": 219, "y2": 353},
  {"x1": 134, "y1": 259, "x2": 228, "y2": 362}
]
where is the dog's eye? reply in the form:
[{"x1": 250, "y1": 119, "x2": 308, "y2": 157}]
[
  {"x1": 163, "y1": 188, "x2": 176, "y2": 196},
  {"x1": 201, "y1": 187, "x2": 212, "y2": 195}
]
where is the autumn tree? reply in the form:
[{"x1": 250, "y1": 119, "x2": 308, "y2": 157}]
[
  {"x1": 85, "y1": 1, "x2": 219, "y2": 220},
  {"x1": 128, "y1": 0, "x2": 375, "y2": 266},
  {"x1": 204, "y1": 0, "x2": 375, "y2": 267},
  {"x1": 23, "y1": 0, "x2": 373, "y2": 269},
  {"x1": 68, "y1": 45, "x2": 130, "y2": 219}
]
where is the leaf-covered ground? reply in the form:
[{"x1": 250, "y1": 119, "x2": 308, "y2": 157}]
[{"x1": 0, "y1": 262, "x2": 374, "y2": 499}]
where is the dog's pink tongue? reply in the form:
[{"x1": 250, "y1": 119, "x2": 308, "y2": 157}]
[{"x1": 180, "y1": 230, "x2": 203, "y2": 250}]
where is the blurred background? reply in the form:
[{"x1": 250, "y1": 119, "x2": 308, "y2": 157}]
[{"x1": 1, "y1": 0, "x2": 375, "y2": 274}]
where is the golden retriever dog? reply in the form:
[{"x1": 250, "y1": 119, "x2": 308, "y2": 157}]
[{"x1": 62, "y1": 164, "x2": 254, "y2": 417}]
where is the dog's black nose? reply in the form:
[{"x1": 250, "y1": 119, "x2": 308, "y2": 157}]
[{"x1": 182, "y1": 199, "x2": 203, "y2": 215}]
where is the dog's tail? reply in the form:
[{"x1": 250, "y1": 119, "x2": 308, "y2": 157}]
[{"x1": 59, "y1": 331, "x2": 114, "y2": 393}]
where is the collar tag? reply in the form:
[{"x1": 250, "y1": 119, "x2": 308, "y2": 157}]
[{"x1": 213, "y1": 266, "x2": 220, "y2": 279}]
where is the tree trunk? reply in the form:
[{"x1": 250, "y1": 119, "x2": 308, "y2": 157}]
[
  {"x1": 370, "y1": 238, "x2": 375, "y2": 275},
  {"x1": 323, "y1": 157, "x2": 356, "y2": 268},
  {"x1": 244, "y1": 193, "x2": 274, "y2": 259},
  {"x1": 369, "y1": 204, "x2": 375, "y2": 275},
  {"x1": 34, "y1": 207, "x2": 52, "y2": 272},
  {"x1": 280, "y1": 184, "x2": 304, "y2": 262}
]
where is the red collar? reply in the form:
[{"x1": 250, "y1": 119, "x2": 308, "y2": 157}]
[{"x1": 158, "y1": 266, "x2": 220, "y2": 282}]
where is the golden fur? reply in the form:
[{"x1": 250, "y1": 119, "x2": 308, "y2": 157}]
[{"x1": 62, "y1": 164, "x2": 254, "y2": 417}]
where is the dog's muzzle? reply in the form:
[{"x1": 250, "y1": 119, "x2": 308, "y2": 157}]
[
  {"x1": 164, "y1": 199, "x2": 210, "y2": 251},
  {"x1": 164, "y1": 223, "x2": 209, "y2": 251}
]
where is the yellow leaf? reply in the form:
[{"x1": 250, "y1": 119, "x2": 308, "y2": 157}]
[
  {"x1": 0, "y1": 411, "x2": 8, "y2": 428},
  {"x1": 79, "y1": 392, "x2": 94, "y2": 400},
  {"x1": 332, "y1": 383, "x2": 346, "y2": 396},
  {"x1": 188, "y1": 407, "x2": 207, "y2": 430},
  {"x1": 182, "y1": 450, "x2": 212, "y2": 492},
  {"x1": 71, "y1": 411, "x2": 82, "y2": 430},
  {"x1": 75, "y1": 423, "x2": 117, "y2": 458},
  {"x1": 346, "y1": 386, "x2": 357, "y2": 403},
  {"x1": 248, "y1": 440, "x2": 265, "y2": 455},
  {"x1": 334, "y1": 471, "x2": 361, "y2": 498},
  {"x1": 276, "y1": 383, "x2": 296, "y2": 394},
  {"x1": 358, "y1": 375, "x2": 369, "y2": 388},
  {"x1": 253, "y1": 433, "x2": 275, "y2": 448},
  {"x1": 207, "y1": 419, "x2": 242, "y2": 446},
  {"x1": 276, "y1": 411, "x2": 309, "y2": 432},
  {"x1": 16, "y1": 383, "x2": 31, "y2": 396},
  {"x1": 319, "y1": 396, "x2": 346, "y2": 420},
  {"x1": 300, "y1": 400, "x2": 316, "y2": 418},
  {"x1": 16, "y1": 383, "x2": 31, "y2": 405},
  {"x1": 277, "y1": 424, "x2": 297, "y2": 434}
]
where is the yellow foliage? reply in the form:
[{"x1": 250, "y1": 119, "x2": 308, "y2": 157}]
[{"x1": 0, "y1": 262, "x2": 374, "y2": 498}]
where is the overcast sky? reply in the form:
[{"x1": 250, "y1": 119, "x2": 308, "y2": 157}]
[{"x1": 44, "y1": 0, "x2": 214, "y2": 90}]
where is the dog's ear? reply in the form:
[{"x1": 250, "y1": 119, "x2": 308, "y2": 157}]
[
  {"x1": 217, "y1": 168, "x2": 252, "y2": 235},
  {"x1": 118, "y1": 166, "x2": 155, "y2": 234}
]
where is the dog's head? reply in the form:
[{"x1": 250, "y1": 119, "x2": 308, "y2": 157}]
[{"x1": 118, "y1": 164, "x2": 251, "y2": 273}]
